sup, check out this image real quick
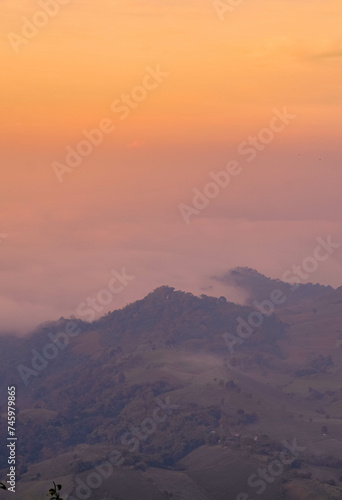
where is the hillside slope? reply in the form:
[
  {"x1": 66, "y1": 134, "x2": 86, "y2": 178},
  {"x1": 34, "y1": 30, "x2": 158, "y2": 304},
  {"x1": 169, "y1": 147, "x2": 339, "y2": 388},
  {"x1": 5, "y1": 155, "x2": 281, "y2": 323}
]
[{"x1": 1, "y1": 285, "x2": 342, "y2": 499}]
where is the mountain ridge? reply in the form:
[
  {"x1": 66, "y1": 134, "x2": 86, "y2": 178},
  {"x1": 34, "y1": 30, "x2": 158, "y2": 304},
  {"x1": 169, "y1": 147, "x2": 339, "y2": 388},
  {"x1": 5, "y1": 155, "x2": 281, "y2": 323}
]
[{"x1": 1, "y1": 273, "x2": 342, "y2": 499}]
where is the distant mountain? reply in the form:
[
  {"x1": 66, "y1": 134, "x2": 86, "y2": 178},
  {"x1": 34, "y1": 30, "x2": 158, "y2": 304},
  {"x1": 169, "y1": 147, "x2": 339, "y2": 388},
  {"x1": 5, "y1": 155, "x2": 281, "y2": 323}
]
[
  {"x1": 0, "y1": 286, "x2": 286, "y2": 397},
  {"x1": 1, "y1": 282, "x2": 342, "y2": 500},
  {"x1": 213, "y1": 267, "x2": 334, "y2": 308}
]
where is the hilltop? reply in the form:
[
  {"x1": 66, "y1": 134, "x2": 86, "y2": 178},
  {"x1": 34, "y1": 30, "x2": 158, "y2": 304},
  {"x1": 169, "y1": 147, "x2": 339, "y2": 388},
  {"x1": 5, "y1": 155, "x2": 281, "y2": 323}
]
[{"x1": 1, "y1": 278, "x2": 342, "y2": 499}]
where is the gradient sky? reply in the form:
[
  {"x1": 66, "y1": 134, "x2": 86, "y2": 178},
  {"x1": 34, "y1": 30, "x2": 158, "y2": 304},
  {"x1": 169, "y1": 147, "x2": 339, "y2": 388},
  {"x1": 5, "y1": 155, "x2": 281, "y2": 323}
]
[{"x1": 1, "y1": 0, "x2": 342, "y2": 332}]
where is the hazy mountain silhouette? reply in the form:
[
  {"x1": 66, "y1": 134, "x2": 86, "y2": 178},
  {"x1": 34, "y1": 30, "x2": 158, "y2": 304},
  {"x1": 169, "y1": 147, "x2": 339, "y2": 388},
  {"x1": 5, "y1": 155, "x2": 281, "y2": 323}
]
[
  {"x1": 213, "y1": 267, "x2": 333, "y2": 307},
  {"x1": 1, "y1": 277, "x2": 342, "y2": 499}
]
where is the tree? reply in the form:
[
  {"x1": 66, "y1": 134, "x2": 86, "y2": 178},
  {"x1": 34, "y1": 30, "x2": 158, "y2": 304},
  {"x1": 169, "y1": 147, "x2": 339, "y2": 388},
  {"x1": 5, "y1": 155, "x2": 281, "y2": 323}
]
[
  {"x1": 0, "y1": 480, "x2": 63, "y2": 499},
  {"x1": 48, "y1": 482, "x2": 63, "y2": 499}
]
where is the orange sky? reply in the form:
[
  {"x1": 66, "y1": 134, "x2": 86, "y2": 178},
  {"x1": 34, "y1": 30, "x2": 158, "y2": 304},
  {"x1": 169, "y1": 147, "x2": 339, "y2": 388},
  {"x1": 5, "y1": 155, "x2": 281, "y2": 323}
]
[
  {"x1": 1, "y1": 0, "x2": 342, "y2": 332},
  {"x1": 2, "y1": 0, "x2": 342, "y2": 142}
]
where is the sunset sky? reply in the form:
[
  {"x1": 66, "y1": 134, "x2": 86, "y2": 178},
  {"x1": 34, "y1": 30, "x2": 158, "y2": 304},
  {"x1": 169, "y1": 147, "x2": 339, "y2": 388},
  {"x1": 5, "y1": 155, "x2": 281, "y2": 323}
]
[{"x1": 1, "y1": 0, "x2": 342, "y2": 332}]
